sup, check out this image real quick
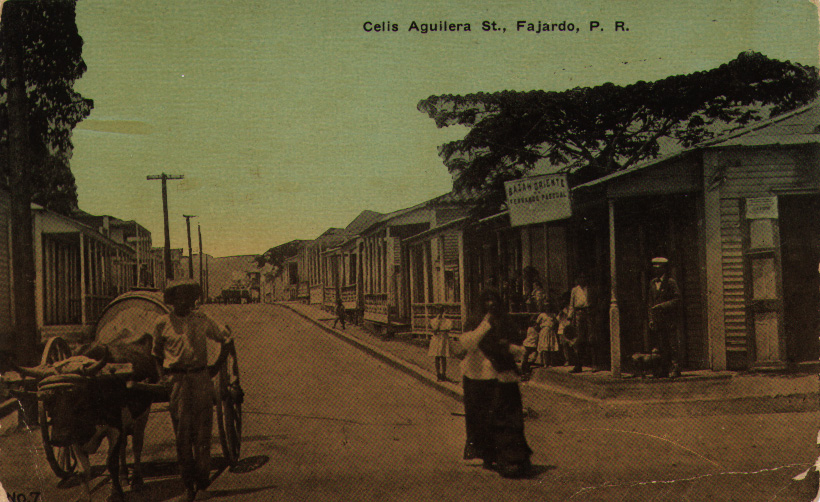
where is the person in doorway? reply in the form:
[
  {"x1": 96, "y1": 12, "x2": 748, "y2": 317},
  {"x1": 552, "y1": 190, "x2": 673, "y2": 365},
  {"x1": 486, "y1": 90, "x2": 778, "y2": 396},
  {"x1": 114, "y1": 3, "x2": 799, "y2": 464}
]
[
  {"x1": 153, "y1": 279, "x2": 233, "y2": 502},
  {"x1": 648, "y1": 257, "x2": 681, "y2": 378},
  {"x1": 427, "y1": 305, "x2": 453, "y2": 381},
  {"x1": 332, "y1": 297, "x2": 346, "y2": 330},
  {"x1": 568, "y1": 273, "x2": 597, "y2": 373},
  {"x1": 527, "y1": 280, "x2": 546, "y2": 313}
]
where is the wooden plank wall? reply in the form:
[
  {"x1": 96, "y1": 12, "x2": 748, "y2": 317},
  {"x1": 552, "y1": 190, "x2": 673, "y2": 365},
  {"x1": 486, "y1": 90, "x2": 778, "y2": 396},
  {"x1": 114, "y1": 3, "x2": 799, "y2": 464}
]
[
  {"x1": 720, "y1": 198, "x2": 748, "y2": 368},
  {"x1": 716, "y1": 146, "x2": 817, "y2": 369},
  {"x1": 720, "y1": 148, "x2": 814, "y2": 199}
]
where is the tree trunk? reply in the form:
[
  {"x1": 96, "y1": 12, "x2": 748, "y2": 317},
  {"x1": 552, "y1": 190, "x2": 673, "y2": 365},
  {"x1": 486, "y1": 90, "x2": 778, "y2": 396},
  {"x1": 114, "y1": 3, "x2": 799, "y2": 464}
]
[
  {"x1": 4, "y1": 1, "x2": 39, "y2": 366},
  {"x1": 9, "y1": 191, "x2": 38, "y2": 366}
]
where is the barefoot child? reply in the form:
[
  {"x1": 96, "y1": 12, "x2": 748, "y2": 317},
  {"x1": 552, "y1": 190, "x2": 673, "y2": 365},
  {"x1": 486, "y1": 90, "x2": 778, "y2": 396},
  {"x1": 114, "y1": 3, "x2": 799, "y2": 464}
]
[
  {"x1": 427, "y1": 305, "x2": 453, "y2": 381},
  {"x1": 536, "y1": 304, "x2": 559, "y2": 367}
]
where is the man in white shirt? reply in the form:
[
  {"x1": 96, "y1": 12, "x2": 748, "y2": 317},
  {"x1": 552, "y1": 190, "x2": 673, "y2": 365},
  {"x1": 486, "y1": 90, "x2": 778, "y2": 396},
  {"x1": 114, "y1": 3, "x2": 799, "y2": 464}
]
[
  {"x1": 568, "y1": 273, "x2": 597, "y2": 373},
  {"x1": 153, "y1": 279, "x2": 232, "y2": 502}
]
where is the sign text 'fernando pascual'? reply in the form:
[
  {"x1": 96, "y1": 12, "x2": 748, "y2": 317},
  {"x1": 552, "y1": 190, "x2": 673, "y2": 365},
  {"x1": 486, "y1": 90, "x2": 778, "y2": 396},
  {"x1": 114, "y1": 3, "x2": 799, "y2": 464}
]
[{"x1": 504, "y1": 174, "x2": 571, "y2": 227}]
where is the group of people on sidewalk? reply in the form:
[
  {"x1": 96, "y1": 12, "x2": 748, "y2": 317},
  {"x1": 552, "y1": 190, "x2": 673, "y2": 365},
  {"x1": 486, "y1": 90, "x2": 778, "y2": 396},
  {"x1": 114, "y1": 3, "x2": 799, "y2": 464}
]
[
  {"x1": 518, "y1": 272, "x2": 599, "y2": 378},
  {"x1": 428, "y1": 272, "x2": 604, "y2": 383},
  {"x1": 505, "y1": 256, "x2": 683, "y2": 379}
]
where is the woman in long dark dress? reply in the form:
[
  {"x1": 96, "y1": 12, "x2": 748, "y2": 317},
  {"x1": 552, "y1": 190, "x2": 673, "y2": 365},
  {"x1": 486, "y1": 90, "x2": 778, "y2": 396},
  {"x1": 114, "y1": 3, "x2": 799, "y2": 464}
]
[{"x1": 460, "y1": 289, "x2": 532, "y2": 478}]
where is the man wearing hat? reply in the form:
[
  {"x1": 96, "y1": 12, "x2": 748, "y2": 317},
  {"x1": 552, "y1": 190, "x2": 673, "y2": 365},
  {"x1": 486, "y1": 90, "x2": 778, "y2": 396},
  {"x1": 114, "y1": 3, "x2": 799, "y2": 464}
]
[
  {"x1": 647, "y1": 257, "x2": 681, "y2": 378},
  {"x1": 152, "y1": 279, "x2": 232, "y2": 501},
  {"x1": 568, "y1": 272, "x2": 597, "y2": 373}
]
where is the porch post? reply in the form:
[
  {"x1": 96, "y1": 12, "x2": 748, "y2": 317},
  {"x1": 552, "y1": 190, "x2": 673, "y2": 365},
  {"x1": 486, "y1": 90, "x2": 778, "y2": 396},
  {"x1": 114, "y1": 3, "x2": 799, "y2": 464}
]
[
  {"x1": 79, "y1": 233, "x2": 87, "y2": 326},
  {"x1": 422, "y1": 240, "x2": 430, "y2": 322},
  {"x1": 408, "y1": 244, "x2": 416, "y2": 327},
  {"x1": 608, "y1": 199, "x2": 622, "y2": 378},
  {"x1": 457, "y1": 231, "x2": 466, "y2": 331}
]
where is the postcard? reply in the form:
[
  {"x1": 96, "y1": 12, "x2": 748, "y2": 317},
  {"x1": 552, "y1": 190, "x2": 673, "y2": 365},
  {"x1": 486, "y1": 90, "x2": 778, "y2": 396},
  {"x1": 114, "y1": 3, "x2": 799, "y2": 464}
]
[{"x1": 0, "y1": 1, "x2": 819, "y2": 501}]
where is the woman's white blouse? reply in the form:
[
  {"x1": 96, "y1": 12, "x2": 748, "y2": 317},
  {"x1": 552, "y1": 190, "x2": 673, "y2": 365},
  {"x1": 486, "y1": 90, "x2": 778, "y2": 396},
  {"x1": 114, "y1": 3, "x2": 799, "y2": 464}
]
[{"x1": 459, "y1": 319, "x2": 499, "y2": 380}]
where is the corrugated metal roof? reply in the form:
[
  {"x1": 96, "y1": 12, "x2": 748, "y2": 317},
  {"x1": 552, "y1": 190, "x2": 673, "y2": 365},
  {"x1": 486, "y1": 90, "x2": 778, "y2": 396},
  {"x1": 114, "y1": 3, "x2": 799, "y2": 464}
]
[
  {"x1": 574, "y1": 99, "x2": 820, "y2": 190},
  {"x1": 357, "y1": 189, "x2": 483, "y2": 236},
  {"x1": 707, "y1": 103, "x2": 820, "y2": 147}
]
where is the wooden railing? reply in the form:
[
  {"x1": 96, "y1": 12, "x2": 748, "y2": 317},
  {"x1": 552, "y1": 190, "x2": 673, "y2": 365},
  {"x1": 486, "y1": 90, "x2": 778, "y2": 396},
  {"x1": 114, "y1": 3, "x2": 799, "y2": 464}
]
[
  {"x1": 411, "y1": 302, "x2": 463, "y2": 333},
  {"x1": 363, "y1": 293, "x2": 388, "y2": 323},
  {"x1": 323, "y1": 286, "x2": 336, "y2": 310},
  {"x1": 341, "y1": 284, "x2": 357, "y2": 310},
  {"x1": 309, "y1": 284, "x2": 324, "y2": 305},
  {"x1": 287, "y1": 286, "x2": 299, "y2": 301}
]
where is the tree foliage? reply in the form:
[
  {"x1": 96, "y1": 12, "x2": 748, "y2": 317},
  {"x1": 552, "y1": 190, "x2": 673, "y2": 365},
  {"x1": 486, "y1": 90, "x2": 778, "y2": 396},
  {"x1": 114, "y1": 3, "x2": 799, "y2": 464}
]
[
  {"x1": 0, "y1": 0, "x2": 93, "y2": 213},
  {"x1": 255, "y1": 240, "x2": 304, "y2": 276},
  {"x1": 418, "y1": 52, "x2": 818, "y2": 207}
]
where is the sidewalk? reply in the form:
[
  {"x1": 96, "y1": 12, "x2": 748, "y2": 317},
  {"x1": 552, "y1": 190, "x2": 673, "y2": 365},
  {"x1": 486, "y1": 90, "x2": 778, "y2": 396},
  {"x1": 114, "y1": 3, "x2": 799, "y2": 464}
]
[{"x1": 280, "y1": 301, "x2": 819, "y2": 415}]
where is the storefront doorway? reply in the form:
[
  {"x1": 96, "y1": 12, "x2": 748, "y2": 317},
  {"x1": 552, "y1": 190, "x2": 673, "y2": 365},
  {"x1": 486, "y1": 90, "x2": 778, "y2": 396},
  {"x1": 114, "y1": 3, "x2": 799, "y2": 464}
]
[
  {"x1": 779, "y1": 194, "x2": 820, "y2": 362},
  {"x1": 614, "y1": 194, "x2": 706, "y2": 369}
]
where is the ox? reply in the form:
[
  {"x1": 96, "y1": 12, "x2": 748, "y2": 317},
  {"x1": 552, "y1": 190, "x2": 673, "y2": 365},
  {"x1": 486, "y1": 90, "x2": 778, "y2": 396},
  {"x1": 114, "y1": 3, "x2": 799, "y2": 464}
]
[{"x1": 15, "y1": 335, "x2": 158, "y2": 502}]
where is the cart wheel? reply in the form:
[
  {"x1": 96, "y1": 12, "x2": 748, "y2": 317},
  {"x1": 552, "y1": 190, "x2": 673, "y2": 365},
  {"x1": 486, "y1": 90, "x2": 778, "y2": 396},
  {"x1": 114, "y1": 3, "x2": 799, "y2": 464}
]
[
  {"x1": 215, "y1": 343, "x2": 242, "y2": 467},
  {"x1": 39, "y1": 337, "x2": 78, "y2": 479}
]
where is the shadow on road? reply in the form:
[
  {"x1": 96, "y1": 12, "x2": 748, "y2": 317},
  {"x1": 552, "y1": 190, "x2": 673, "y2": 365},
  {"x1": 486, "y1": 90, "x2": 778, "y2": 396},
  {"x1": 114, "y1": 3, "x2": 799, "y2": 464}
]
[
  {"x1": 229, "y1": 455, "x2": 269, "y2": 474},
  {"x1": 206, "y1": 484, "x2": 280, "y2": 499},
  {"x1": 527, "y1": 464, "x2": 557, "y2": 478},
  {"x1": 131, "y1": 477, "x2": 180, "y2": 502}
]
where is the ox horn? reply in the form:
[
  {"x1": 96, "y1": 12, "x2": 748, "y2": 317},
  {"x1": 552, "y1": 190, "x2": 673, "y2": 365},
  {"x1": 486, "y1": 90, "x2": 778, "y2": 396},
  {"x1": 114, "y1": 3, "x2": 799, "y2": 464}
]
[
  {"x1": 83, "y1": 347, "x2": 109, "y2": 377},
  {"x1": 14, "y1": 363, "x2": 57, "y2": 380}
]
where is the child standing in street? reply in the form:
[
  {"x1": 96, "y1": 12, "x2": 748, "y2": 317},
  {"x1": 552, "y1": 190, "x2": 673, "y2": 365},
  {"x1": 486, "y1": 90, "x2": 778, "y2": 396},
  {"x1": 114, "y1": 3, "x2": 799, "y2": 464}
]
[
  {"x1": 427, "y1": 305, "x2": 453, "y2": 381},
  {"x1": 536, "y1": 305, "x2": 559, "y2": 367}
]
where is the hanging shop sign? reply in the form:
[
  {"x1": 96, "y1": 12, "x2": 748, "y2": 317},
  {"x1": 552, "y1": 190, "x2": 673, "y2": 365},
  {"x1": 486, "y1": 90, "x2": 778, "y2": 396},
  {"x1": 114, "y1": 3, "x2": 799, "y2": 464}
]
[
  {"x1": 504, "y1": 174, "x2": 571, "y2": 226},
  {"x1": 745, "y1": 196, "x2": 778, "y2": 219}
]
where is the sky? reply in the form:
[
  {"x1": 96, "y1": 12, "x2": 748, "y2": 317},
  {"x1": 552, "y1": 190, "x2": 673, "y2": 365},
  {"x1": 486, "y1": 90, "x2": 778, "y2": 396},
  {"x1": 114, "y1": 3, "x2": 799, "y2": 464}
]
[{"x1": 57, "y1": 0, "x2": 820, "y2": 257}]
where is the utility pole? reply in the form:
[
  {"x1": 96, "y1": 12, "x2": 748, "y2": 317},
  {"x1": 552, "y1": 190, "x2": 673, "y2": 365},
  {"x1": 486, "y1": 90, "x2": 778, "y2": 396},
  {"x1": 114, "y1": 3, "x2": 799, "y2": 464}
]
[
  {"x1": 198, "y1": 223, "x2": 204, "y2": 301},
  {"x1": 147, "y1": 173, "x2": 183, "y2": 281},
  {"x1": 205, "y1": 248, "x2": 211, "y2": 302},
  {"x1": 183, "y1": 214, "x2": 196, "y2": 279}
]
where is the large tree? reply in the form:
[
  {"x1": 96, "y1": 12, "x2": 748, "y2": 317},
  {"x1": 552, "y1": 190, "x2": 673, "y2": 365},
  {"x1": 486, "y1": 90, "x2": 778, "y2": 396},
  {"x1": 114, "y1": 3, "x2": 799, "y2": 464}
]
[
  {"x1": 0, "y1": 0, "x2": 92, "y2": 363},
  {"x1": 255, "y1": 240, "x2": 305, "y2": 273},
  {"x1": 418, "y1": 51, "x2": 818, "y2": 210}
]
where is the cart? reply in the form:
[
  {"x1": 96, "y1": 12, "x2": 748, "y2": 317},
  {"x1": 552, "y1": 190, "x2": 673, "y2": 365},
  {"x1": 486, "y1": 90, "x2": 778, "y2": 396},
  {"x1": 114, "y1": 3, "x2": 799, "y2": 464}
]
[{"x1": 15, "y1": 290, "x2": 243, "y2": 479}]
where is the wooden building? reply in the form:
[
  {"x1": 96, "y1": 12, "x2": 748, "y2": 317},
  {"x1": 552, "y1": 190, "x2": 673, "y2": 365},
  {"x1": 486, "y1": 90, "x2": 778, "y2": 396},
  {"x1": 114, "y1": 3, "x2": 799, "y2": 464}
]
[
  {"x1": 405, "y1": 216, "x2": 469, "y2": 333},
  {"x1": 404, "y1": 209, "x2": 577, "y2": 336},
  {"x1": 574, "y1": 100, "x2": 820, "y2": 374},
  {"x1": 358, "y1": 192, "x2": 475, "y2": 332},
  {"x1": 318, "y1": 211, "x2": 383, "y2": 315},
  {"x1": 33, "y1": 207, "x2": 143, "y2": 340},
  {"x1": 303, "y1": 228, "x2": 348, "y2": 306}
]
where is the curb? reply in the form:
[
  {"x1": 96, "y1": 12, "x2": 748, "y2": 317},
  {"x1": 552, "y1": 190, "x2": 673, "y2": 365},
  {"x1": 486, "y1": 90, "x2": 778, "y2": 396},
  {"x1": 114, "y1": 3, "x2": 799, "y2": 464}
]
[{"x1": 277, "y1": 303, "x2": 464, "y2": 402}]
